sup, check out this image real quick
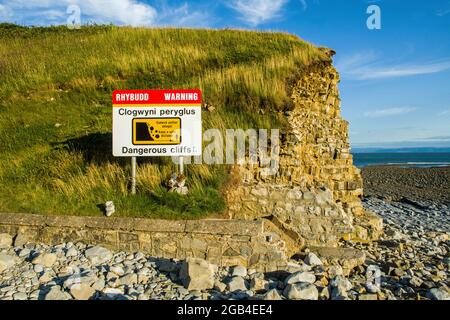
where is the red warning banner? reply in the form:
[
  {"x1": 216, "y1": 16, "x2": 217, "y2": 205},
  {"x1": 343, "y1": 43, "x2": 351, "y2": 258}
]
[{"x1": 112, "y1": 89, "x2": 202, "y2": 106}]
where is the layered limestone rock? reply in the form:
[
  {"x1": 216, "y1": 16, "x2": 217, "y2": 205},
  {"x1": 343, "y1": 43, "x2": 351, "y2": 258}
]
[{"x1": 225, "y1": 50, "x2": 383, "y2": 248}]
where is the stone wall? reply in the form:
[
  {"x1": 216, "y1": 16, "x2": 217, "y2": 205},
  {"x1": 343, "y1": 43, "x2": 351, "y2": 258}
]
[
  {"x1": 0, "y1": 213, "x2": 294, "y2": 272},
  {"x1": 225, "y1": 53, "x2": 383, "y2": 247}
]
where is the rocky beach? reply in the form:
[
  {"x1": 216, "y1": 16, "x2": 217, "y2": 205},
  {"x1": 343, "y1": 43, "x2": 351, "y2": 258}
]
[{"x1": 0, "y1": 166, "x2": 449, "y2": 301}]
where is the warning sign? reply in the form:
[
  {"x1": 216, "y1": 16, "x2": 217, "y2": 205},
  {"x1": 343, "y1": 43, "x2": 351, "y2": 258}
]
[
  {"x1": 133, "y1": 118, "x2": 181, "y2": 145},
  {"x1": 112, "y1": 89, "x2": 202, "y2": 157}
]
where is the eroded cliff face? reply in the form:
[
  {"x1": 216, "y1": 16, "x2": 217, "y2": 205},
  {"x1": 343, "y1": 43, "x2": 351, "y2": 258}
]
[{"x1": 225, "y1": 52, "x2": 383, "y2": 248}]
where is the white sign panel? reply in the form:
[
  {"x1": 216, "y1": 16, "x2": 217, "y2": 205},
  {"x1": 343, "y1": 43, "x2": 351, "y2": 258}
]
[{"x1": 112, "y1": 90, "x2": 202, "y2": 157}]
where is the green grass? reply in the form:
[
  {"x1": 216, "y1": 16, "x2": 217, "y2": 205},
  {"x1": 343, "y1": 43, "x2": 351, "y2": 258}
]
[{"x1": 0, "y1": 24, "x2": 327, "y2": 219}]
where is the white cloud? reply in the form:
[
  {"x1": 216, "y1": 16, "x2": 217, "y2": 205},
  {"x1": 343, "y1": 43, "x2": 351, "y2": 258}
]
[
  {"x1": 157, "y1": 3, "x2": 210, "y2": 28},
  {"x1": 358, "y1": 61, "x2": 450, "y2": 80},
  {"x1": 0, "y1": 0, "x2": 157, "y2": 26},
  {"x1": 335, "y1": 51, "x2": 377, "y2": 72},
  {"x1": 419, "y1": 135, "x2": 450, "y2": 141},
  {"x1": 299, "y1": 0, "x2": 307, "y2": 10},
  {"x1": 228, "y1": 0, "x2": 288, "y2": 26},
  {"x1": 364, "y1": 107, "x2": 417, "y2": 118},
  {"x1": 0, "y1": 0, "x2": 208, "y2": 27},
  {"x1": 436, "y1": 9, "x2": 450, "y2": 16},
  {"x1": 337, "y1": 52, "x2": 450, "y2": 80},
  {"x1": 0, "y1": 4, "x2": 12, "y2": 20}
]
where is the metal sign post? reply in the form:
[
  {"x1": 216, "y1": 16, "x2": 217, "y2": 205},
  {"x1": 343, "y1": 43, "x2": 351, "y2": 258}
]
[
  {"x1": 131, "y1": 156, "x2": 137, "y2": 195},
  {"x1": 179, "y1": 156, "x2": 184, "y2": 175}
]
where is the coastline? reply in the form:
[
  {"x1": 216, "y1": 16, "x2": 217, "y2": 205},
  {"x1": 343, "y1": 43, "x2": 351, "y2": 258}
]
[
  {"x1": 361, "y1": 165, "x2": 450, "y2": 206},
  {"x1": 342, "y1": 165, "x2": 450, "y2": 300}
]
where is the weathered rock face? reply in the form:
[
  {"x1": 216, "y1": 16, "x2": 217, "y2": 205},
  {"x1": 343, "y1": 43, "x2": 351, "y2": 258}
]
[{"x1": 225, "y1": 54, "x2": 383, "y2": 247}]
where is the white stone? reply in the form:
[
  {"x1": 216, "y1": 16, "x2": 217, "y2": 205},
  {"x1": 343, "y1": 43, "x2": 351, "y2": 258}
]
[
  {"x1": 119, "y1": 273, "x2": 138, "y2": 286},
  {"x1": 104, "y1": 201, "x2": 115, "y2": 217},
  {"x1": 285, "y1": 261, "x2": 312, "y2": 273},
  {"x1": 358, "y1": 293, "x2": 378, "y2": 300},
  {"x1": 32, "y1": 253, "x2": 57, "y2": 268},
  {"x1": 330, "y1": 276, "x2": 353, "y2": 291},
  {"x1": 85, "y1": 246, "x2": 112, "y2": 265},
  {"x1": 63, "y1": 273, "x2": 97, "y2": 289},
  {"x1": 263, "y1": 289, "x2": 282, "y2": 300},
  {"x1": 70, "y1": 283, "x2": 96, "y2": 300},
  {"x1": 427, "y1": 288, "x2": 450, "y2": 301},
  {"x1": 13, "y1": 292, "x2": 28, "y2": 300},
  {"x1": 39, "y1": 272, "x2": 54, "y2": 284},
  {"x1": 327, "y1": 265, "x2": 343, "y2": 278},
  {"x1": 179, "y1": 258, "x2": 217, "y2": 291},
  {"x1": 315, "y1": 188, "x2": 333, "y2": 206},
  {"x1": 103, "y1": 288, "x2": 123, "y2": 295},
  {"x1": 102, "y1": 288, "x2": 124, "y2": 299},
  {"x1": 110, "y1": 265, "x2": 125, "y2": 276},
  {"x1": 227, "y1": 276, "x2": 248, "y2": 292},
  {"x1": 319, "y1": 286, "x2": 330, "y2": 300},
  {"x1": 285, "y1": 271, "x2": 316, "y2": 285},
  {"x1": 231, "y1": 265, "x2": 247, "y2": 277},
  {"x1": 34, "y1": 264, "x2": 44, "y2": 273},
  {"x1": 45, "y1": 286, "x2": 70, "y2": 300},
  {"x1": 305, "y1": 252, "x2": 323, "y2": 266},
  {"x1": 92, "y1": 279, "x2": 106, "y2": 291},
  {"x1": 135, "y1": 252, "x2": 145, "y2": 260},
  {"x1": 283, "y1": 283, "x2": 319, "y2": 300},
  {"x1": 66, "y1": 247, "x2": 78, "y2": 257},
  {"x1": 18, "y1": 248, "x2": 31, "y2": 258}
]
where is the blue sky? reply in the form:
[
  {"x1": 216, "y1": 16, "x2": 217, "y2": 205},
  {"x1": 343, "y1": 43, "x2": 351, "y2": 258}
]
[{"x1": 1, "y1": 0, "x2": 449, "y2": 148}]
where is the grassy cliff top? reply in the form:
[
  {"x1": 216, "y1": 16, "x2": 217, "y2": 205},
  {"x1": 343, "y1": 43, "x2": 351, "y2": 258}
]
[{"x1": 0, "y1": 24, "x2": 327, "y2": 218}]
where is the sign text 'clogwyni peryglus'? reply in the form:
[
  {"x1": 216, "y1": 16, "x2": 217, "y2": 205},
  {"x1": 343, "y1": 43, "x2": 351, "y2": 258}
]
[{"x1": 112, "y1": 89, "x2": 202, "y2": 157}]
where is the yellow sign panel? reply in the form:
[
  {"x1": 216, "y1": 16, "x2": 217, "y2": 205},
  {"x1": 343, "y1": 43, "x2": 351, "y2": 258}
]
[{"x1": 132, "y1": 118, "x2": 181, "y2": 145}]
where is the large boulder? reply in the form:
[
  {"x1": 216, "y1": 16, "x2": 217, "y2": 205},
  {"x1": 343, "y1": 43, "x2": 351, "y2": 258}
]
[
  {"x1": 285, "y1": 271, "x2": 316, "y2": 285},
  {"x1": 307, "y1": 246, "x2": 366, "y2": 276},
  {"x1": 70, "y1": 283, "x2": 96, "y2": 300},
  {"x1": 32, "y1": 253, "x2": 57, "y2": 268},
  {"x1": 84, "y1": 246, "x2": 113, "y2": 265},
  {"x1": 304, "y1": 252, "x2": 322, "y2": 267},
  {"x1": 283, "y1": 283, "x2": 318, "y2": 300},
  {"x1": 179, "y1": 258, "x2": 217, "y2": 291}
]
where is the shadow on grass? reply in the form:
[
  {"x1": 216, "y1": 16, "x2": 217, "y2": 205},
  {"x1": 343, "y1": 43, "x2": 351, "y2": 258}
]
[{"x1": 54, "y1": 132, "x2": 168, "y2": 166}]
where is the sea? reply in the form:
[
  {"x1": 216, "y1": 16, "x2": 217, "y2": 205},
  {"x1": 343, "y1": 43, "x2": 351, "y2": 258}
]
[{"x1": 352, "y1": 153, "x2": 450, "y2": 168}]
